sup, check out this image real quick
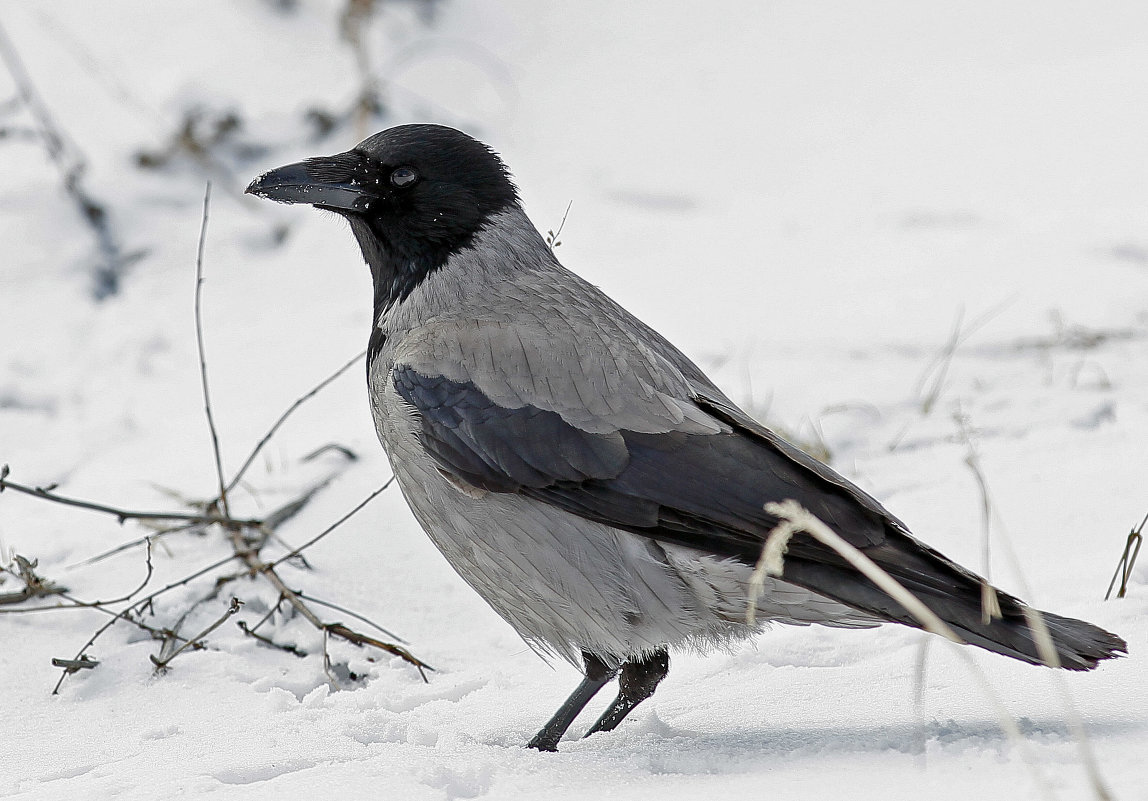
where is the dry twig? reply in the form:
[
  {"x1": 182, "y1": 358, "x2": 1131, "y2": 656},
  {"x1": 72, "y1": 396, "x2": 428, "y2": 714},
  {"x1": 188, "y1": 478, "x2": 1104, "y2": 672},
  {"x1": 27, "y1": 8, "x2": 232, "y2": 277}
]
[
  {"x1": 1105, "y1": 512, "x2": 1145, "y2": 600},
  {"x1": 888, "y1": 299, "x2": 1013, "y2": 451},
  {"x1": 223, "y1": 349, "x2": 365, "y2": 495},
  {"x1": 49, "y1": 552, "x2": 238, "y2": 693},
  {"x1": 546, "y1": 200, "x2": 572, "y2": 252},
  {"x1": 0, "y1": 553, "x2": 67, "y2": 605},
  {"x1": 193, "y1": 183, "x2": 230, "y2": 520},
  {"x1": 226, "y1": 525, "x2": 430, "y2": 680},
  {"x1": 952, "y1": 406, "x2": 1002, "y2": 624},
  {"x1": 0, "y1": 472, "x2": 260, "y2": 527},
  {"x1": 150, "y1": 597, "x2": 242, "y2": 670},
  {"x1": 268, "y1": 478, "x2": 394, "y2": 569}
]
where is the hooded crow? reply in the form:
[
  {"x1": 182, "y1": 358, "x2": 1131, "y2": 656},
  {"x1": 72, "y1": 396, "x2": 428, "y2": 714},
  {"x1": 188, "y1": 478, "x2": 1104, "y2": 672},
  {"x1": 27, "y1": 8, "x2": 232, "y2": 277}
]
[{"x1": 248, "y1": 124, "x2": 1125, "y2": 751}]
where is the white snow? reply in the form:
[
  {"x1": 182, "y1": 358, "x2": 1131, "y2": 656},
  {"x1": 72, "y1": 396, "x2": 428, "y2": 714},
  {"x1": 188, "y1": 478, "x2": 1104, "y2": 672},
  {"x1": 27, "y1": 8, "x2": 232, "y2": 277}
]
[{"x1": 1, "y1": 1, "x2": 1145, "y2": 799}]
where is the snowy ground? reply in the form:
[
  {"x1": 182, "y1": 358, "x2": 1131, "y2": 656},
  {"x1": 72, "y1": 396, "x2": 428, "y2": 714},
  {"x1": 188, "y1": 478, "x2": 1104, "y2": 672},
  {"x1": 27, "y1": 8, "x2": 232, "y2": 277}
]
[{"x1": 1, "y1": 1, "x2": 1146, "y2": 799}]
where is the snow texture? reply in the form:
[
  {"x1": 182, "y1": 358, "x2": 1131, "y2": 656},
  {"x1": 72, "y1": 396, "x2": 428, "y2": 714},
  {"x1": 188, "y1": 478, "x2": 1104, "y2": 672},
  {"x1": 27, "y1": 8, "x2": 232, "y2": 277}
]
[{"x1": 1, "y1": 1, "x2": 1145, "y2": 799}]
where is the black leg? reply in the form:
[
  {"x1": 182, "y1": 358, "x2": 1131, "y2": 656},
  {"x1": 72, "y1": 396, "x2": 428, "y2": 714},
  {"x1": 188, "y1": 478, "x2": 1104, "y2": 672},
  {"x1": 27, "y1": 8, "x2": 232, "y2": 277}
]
[
  {"x1": 584, "y1": 648, "x2": 669, "y2": 738},
  {"x1": 527, "y1": 651, "x2": 617, "y2": 752}
]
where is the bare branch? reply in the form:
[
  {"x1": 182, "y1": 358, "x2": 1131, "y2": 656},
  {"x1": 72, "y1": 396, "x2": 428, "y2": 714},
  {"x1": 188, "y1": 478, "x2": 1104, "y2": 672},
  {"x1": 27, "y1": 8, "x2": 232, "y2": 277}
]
[
  {"x1": 67, "y1": 438, "x2": 359, "y2": 569},
  {"x1": 226, "y1": 524, "x2": 430, "y2": 679},
  {"x1": 86, "y1": 539, "x2": 155, "y2": 606},
  {"x1": 268, "y1": 478, "x2": 393, "y2": 568},
  {"x1": 224, "y1": 350, "x2": 366, "y2": 495},
  {"x1": 3, "y1": 540, "x2": 155, "y2": 612},
  {"x1": 0, "y1": 553, "x2": 67, "y2": 605},
  {"x1": 192, "y1": 182, "x2": 230, "y2": 520},
  {"x1": 237, "y1": 618, "x2": 308, "y2": 657},
  {"x1": 50, "y1": 552, "x2": 238, "y2": 694},
  {"x1": 325, "y1": 623, "x2": 427, "y2": 680},
  {"x1": 0, "y1": 471, "x2": 261, "y2": 526},
  {"x1": 294, "y1": 589, "x2": 405, "y2": 642},
  {"x1": 51, "y1": 656, "x2": 98, "y2": 674},
  {"x1": 1105, "y1": 512, "x2": 1145, "y2": 600},
  {"x1": 58, "y1": 594, "x2": 194, "y2": 647},
  {"x1": 546, "y1": 200, "x2": 573, "y2": 252},
  {"x1": 149, "y1": 597, "x2": 242, "y2": 670},
  {"x1": 259, "y1": 457, "x2": 359, "y2": 533},
  {"x1": 67, "y1": 521, "x2": 201, "y2": 569}
]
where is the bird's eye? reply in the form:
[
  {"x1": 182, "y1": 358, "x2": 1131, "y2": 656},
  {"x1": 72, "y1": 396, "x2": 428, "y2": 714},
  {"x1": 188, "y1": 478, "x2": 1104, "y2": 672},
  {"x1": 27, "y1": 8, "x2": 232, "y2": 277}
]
[{"x1": 390, "y1": 166, "x2": 419, "y2": 188}]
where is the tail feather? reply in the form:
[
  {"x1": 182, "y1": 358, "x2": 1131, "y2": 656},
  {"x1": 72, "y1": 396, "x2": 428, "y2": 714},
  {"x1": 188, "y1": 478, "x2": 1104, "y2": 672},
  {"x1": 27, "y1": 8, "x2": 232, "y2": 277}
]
[
  {"x1": 782, "y1": 535, "x2": 1128, "y2": 670},
  {"x1": 943, "y1": 605, "x2": 1127, "y2": 671}
]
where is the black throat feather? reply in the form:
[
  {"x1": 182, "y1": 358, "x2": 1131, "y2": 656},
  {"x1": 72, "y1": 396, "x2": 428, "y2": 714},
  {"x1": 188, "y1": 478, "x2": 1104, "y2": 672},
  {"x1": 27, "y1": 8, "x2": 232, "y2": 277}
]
[{"x1": 352, "y1": 215, "x2": 488, "y2": 371}]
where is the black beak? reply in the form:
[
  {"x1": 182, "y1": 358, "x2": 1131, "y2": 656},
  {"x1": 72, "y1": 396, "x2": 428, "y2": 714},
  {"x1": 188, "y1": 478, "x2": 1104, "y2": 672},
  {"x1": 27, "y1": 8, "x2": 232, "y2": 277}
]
[{"x1": 245, "y1": 152, "x2": 374, "y2": 213}]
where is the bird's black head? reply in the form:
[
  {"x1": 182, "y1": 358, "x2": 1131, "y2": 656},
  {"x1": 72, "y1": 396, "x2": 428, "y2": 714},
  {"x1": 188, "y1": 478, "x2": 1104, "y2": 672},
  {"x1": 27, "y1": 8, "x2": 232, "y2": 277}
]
[{"x1": 247, "y1": 124, "x2": 520, "y2": 309}]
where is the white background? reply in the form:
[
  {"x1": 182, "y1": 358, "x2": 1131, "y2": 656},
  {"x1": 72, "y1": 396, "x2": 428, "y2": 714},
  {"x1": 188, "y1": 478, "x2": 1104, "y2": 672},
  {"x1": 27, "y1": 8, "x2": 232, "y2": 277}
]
[{"x1": 1, "y1": 2, "x2": 1145, "y2": 798}]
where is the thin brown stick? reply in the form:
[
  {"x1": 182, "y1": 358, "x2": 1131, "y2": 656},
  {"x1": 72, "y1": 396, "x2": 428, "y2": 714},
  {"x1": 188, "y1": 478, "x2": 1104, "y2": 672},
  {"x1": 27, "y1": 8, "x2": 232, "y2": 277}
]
[
  {"x1": 1105, "y1": 513, "x2": 1145, "y2": 600},
  {"x1": 294, "y1": 589, "x2": 405, "y2": 642},
  {"x1": 33, "y1": 539, "x2": 156, "y2": 611},
  {"x1": 67, "y1": 522, "x2": 201, "y2": 569},
  {"x1": 51, "y1": 552, "x2": 238, "y2": 694},
  {"x1": 57, "y1": 593, "x2": 194, "y2": 646},
  {"x1": 244, "y1": 595, "x2": 285, "y2": 635},
  {"x1": 227, "y1": 526, "x2": 430, "y2": 679},
  {"x1": 192, "y1": 182, "x2": 230, "y2": 519},
  {"x1": 224, "y1": 349, "x2": 366, "y2": 495},
  {"x1": 237, "y1": 618, "x2": 308, "y2": 657},
  {"x1": 0, "y1": 554, "x2": 67, "y2": 605},
  {"x1": 268, "y1": 478, "x2": 393, "y2": 568},
  {"x1": 150, "y1": 597, "x2": 242, "y2": 670},
  {"x1": 0, "y1": 472, "x2": 261, "y2": 526},
  {"x1": 66, "y1": 441, "x2": 358, "y2": 569},
  {"x1": 952, "y1": 406, "x2": 1002, "y2": 624}
]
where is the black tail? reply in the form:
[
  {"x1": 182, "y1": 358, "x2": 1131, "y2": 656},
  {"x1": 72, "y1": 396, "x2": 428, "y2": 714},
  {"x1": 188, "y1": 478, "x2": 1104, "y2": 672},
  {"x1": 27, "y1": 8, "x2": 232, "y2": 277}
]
[
  {"x1": 783, "y1": 533, "x2": 1127, "y2": 671},
  {"x1": 951, "y1": 605, "x2": 1127, "y2": 671}
]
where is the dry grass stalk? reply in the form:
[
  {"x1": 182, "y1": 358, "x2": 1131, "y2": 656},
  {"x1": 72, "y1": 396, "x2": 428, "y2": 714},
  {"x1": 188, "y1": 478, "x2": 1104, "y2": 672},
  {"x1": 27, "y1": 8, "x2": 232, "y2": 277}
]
[
  {"x1": 952, "y1": 406, "x2": 1002, "y2": 625},
  {"x1": 1104, "y1": 513, "x2": 1145, "y2": 600},
  {"x1": 949, "y1": 408, "x2": 1112, "y2": 800},
  {"x1": 193, "y1": 183, "x2": 231, "y2": 520},
  {"x1": 749, "y1": 500, "x2": 1061, "y2": 799}
]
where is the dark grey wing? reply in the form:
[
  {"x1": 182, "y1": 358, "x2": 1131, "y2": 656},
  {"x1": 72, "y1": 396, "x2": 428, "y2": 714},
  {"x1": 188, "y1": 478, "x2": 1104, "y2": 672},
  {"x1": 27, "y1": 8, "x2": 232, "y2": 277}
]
[
  {"x1": 392, "y1": 366, "x2": 631, "y2": 493},
  {"x1": 396, "y1": 365, "x2": 892, "y2": 568},
  {"x1": 692, "y1": 390, "x2": 909, "y2": 541},
  {"x1": 394, "y1": 366, "x2": 1124, "y2": 669}
]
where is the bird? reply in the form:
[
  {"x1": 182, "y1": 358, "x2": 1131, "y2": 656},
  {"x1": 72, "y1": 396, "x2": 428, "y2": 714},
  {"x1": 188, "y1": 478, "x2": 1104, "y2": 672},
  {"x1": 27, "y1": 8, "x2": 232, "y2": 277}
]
[{"x1": 247, "y1": 124, "x2": 1126, "y2": 751}]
